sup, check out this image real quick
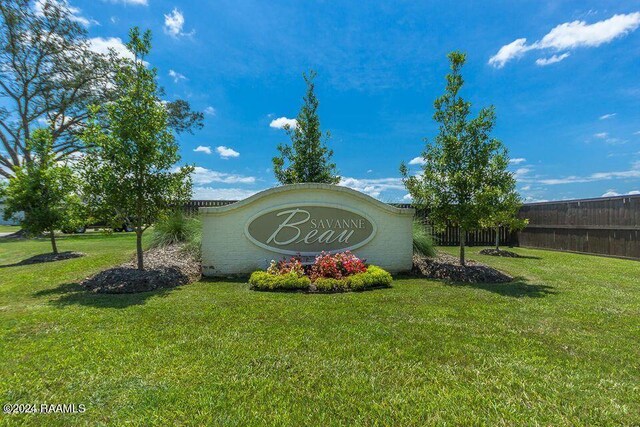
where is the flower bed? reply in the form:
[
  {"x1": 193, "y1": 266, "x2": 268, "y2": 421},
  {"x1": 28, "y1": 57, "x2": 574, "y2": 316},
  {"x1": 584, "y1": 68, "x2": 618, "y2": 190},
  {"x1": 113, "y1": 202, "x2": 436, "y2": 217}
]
[{"x1": 249, "y1": 251, "x2": 392, "y2": 293}]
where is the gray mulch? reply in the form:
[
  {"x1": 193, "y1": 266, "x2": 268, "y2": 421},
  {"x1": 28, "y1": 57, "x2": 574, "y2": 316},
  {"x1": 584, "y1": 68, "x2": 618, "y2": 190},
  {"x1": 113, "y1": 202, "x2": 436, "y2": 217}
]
[
  {"x1": 412, "y1": 252, "x2": 512, "y2": 283},
  {"x1": 82, "y1": 244, "x2": 201, "y2": 294},
  {"x1": 479, "y1": 248, "x2": 522, "y2": 258}
]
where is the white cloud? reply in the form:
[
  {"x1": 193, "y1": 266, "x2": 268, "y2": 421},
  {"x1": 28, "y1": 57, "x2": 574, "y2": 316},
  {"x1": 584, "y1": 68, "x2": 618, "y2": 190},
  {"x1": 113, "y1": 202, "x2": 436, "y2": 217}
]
[
  {"x1": 269, "y1": 117, "x2": 298, "y2": 129},
  {"x1": 534, "y1": 164, "x2": 640, "y2": 185},
  {"x1": 192, "y1": 187, "x2": 261, "y2": 200},
  {"x1": 599, "y1": 113, "x2": 616, "y2": 120},
  {"x1": 489, "y1": 12, "x2": 640, "y2": 68},
  {"x1": 204, "y1": 106, "x2": 216, "y2": 116},
  {"x1": 164, "y1": 8, "x2": 193, "y2": 38},
  {"x1": 88, "y1": 37, "x2": 135, "y2": 61},
  {"x1": 535, "y1": 52, "x2": 570, "y2": 66},
  {"x1": 521, "y1": 185, "x2": 531, "y2": 191},
  {"x1": 192, "y1": 166, "x2": 255, "y2": 185},
  {"x1": 35, "y1": 0, "x2": 98, "y2": 27},
  {"x1": 168, "y1": 69, "x2": 186, "y2": 83},
  {"x1": 339, "y1": 177, "x2": 404, "y2": 199},
  {"x1": 408, "y1": 156, "x2": 426, "y2": 166},
  {"x1": 509, "y1": 157, "x2": 527, "y2": 164},
  {"x1": 602, "y1": 189, "x2": 640, "y2": 197},
  {"x1": 193, "y1": 145, "x2": 212, "y2": 155},
  {"x1": 216, "y1": 146, "x2": 240, "y2": 159},
  {"x1": 514, "y1": 167, "x2": 532, "y2": 179},
  {"x1": 402, "y1": 193, "x2": 413, "y2": 201},
  {"x1": 488, "y1": 38, "x2": 529, "y2": 68},
  {"x1": 103, "y1": 0, "x2": 148, "y2": 5},
  {"x1": 594, "y1": 132, "x2": 609, "y2": 138}
]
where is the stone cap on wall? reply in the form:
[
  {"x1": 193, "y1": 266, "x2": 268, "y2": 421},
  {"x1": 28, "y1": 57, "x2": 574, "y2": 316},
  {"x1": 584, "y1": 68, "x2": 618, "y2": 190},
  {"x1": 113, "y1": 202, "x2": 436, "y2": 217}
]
[{"x1": 199, "y1": 183, "x2": 415, "y2": 216}]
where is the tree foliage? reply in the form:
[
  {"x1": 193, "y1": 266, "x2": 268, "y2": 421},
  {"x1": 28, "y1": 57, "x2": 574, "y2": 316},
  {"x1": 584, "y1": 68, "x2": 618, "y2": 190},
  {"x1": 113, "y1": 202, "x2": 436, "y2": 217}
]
[
  {"x1": 401, "y1": 51, "x2": 515, "y2": 265},
  {"x1": 481, "y1": 190, "x2": 528, "y2": 250},
  {"x1": 1, "y1": 128, "x2": 82, "y2": 253},
  {"x1": 80, "y1": 28, "x2": 194, "y2": 270},
  {"x1": 273, "y1": 70, "x2": 339, "y2": 185},
  {"x1": 0, "y1": 0, "x2": 203, "y2": 178}
]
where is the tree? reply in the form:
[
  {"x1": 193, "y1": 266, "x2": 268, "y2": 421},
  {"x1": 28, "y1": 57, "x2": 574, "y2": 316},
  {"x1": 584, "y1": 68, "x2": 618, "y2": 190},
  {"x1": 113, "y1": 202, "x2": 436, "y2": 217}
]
[
  {"x1": 1, "y1": 128, "x2": 82, "y2": 254},
  {"x1": 481, "y1": 189, "x2": 528, "y2": 251},
  {"x1": 272, "y1": 70, "x2": 339, "y2": 185},
  {"x1": 80, "y1": 28, "x2": 194, "y2": 270},
  {"x1": 400, "y1": 51, "x2": 513, "y2": 266},
  {"x1": 0, "y1": 0, "x2": 203, "y2": 178}
]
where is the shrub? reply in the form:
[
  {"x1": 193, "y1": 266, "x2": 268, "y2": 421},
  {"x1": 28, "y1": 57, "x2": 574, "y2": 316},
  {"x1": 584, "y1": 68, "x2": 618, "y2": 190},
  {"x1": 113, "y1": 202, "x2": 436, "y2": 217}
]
[
  {"x1": 314, "y1": 277, "x2": 348, "y2": 292},
  {"x1": 152, "y1": 210, "x2": 201, "y2": 255},
  {"x1": 348, "y1": 266, "x2": 393, "y2": 291},
  {"x1": 313, "y1": 266, "x2": 392, "y2": 292},
  {"x1": 267, "y1": 256, "x2": 305, "y2": 277},
  {"x1": 249, "y1": 271, "x2": 311, "y2": 291},
  {"x1": 309, "y1": 251, "x2": 367, "y2": 281},
  {"x1": 413, "y1": 219, "x2": 436, "y2": 258}
]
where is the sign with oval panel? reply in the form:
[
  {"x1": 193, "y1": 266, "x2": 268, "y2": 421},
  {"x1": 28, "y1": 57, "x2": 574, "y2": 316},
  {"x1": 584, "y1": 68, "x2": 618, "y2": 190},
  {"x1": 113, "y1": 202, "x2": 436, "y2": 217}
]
[{"x1": 245, "y1": 204, "x2": 377, "y2": 255}]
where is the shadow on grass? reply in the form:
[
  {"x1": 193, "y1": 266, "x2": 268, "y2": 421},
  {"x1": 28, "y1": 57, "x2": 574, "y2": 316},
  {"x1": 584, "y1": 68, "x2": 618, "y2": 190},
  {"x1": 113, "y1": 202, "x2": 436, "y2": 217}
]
[
  {"x1": 445, "y1": 276, "x2": 556, "y2": 298},
  {"x1": 34, "y1": 281, "x2": 177, "y2": 309},
  {"x1": 0, "y1": 251, "x2": 84, "y2": 269}
]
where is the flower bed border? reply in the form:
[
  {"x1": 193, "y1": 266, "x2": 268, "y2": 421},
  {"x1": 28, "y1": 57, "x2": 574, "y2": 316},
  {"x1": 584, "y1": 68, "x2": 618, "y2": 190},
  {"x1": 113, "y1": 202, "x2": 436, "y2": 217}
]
[{"x1": 249, "y1": 265, "x2": 392, "y2": 293}]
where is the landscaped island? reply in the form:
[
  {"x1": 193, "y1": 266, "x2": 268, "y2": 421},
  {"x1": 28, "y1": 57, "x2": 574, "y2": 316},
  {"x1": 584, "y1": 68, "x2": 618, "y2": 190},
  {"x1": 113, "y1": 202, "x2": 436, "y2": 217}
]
[{"x1": 249, "y1": 251, "x2": 393, "y2": 292}]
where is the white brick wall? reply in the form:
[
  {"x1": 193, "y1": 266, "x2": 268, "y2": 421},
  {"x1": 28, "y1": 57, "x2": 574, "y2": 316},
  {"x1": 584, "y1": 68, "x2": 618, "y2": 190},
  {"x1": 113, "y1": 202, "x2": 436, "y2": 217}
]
[{"x1": 200, "y1": 184, "x2": 414, "y2": 276}]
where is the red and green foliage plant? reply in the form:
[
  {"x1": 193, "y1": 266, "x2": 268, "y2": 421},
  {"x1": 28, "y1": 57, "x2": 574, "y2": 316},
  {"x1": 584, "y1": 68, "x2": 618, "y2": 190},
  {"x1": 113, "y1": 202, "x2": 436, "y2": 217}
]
[
  {"x1": 266, "y1": 256, "x2": 305, "y2": 277},
  {"x1": 309, "y1": 251, "x2": 367, "y2": 281}
]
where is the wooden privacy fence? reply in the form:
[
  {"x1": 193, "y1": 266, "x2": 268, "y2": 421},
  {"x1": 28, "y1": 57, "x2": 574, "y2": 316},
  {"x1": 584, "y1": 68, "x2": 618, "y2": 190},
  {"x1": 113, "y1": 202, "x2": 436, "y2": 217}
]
[
  {"x1": 516, "y1": 195, "x2": 640, "y2": 260},
  {"x1": 184, "y1": 194, "x2": 640, "y2": 259}
]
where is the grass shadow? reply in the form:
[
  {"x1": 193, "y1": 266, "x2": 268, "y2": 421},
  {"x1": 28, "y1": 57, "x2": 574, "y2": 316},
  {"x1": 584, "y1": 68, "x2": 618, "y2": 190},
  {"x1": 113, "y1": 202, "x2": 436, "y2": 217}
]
[
  {"x1": 34, "y1": 281, "x2": 177, "y2": 309},
  {"x1": 0, "y1": 251, "x2": 84, "y2": 269},
  {"x1": 445, "y1": 276, "x2": 556, "y2": 298}
]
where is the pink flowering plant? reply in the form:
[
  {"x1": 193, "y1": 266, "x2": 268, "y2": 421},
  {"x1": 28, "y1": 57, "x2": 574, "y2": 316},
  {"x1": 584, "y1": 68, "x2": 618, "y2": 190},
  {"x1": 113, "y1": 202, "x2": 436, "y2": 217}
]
[{"x1": 309, "y1": 251, "x2": 367, "y2": 281}]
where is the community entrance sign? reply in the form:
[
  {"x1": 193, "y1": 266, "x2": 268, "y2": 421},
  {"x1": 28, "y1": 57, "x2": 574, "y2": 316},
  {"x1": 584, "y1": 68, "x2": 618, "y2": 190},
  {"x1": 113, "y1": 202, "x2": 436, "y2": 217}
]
[
  {"x1": 200, "y1": 183, "x2": 414, "y2": 276},
  {"x1": 245, "y1": 204, "x2": 376, "y2": 255}
]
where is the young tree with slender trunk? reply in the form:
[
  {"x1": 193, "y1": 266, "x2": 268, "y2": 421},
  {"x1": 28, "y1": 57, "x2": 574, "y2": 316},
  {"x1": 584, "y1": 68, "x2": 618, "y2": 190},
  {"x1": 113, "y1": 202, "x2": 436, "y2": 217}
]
[
  {"x1": 481, "y1": 190, "x2": 528, "y2": 251},
  {"x1": 1, "y1": 128, "x2": 82, "y2": 254},
  {"x1": 80, "y1": 28, "x2": 193, "y2": 270},
  {"x1": 401, "y1": 51, "x2": 513, "y2": 266},
  {"x1": 273, "y1": 70, "x2": 339, "y2": 185}
]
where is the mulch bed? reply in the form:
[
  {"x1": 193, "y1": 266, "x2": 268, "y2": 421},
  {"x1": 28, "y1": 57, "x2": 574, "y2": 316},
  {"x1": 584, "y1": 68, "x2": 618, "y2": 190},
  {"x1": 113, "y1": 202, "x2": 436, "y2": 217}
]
[
  {"x1": 479, "y1": 248, "x2": 522, "y2": 258},
  {"x1": 82, "y1": 244, "x2": 201, "y2": 294},
  {"x1": 412, "y1": 253, "x2": 512, "y2": 283}
]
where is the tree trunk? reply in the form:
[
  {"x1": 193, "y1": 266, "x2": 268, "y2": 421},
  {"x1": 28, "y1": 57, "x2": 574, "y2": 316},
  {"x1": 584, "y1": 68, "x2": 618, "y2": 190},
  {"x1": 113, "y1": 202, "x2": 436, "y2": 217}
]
[
  {"x1": 459, "y1": 227, "x2": 466, "y2": 266},
  {"x1": 136, "y1": 228, "x2": 144, "y2": 270},
  {"x1": 50, "y1": 230, "x2": 58, "y2": 254},
  {"x1": 495, "y1": 226, "x2": 500, "y2": 251}
]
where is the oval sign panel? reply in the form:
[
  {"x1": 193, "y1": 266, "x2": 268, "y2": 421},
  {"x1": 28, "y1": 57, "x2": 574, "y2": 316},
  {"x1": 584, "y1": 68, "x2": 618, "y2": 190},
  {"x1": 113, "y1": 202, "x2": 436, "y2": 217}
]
[{"x1": 245, "y1": 204, "x2": 376, "y2": 255}]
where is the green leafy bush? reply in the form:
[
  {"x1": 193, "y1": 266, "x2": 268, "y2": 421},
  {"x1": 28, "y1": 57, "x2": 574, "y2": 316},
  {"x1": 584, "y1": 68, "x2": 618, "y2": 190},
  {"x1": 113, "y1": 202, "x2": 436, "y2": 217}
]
[
  {"x1": 413, "y1": 219, "x2": 436, "y2": 258},
  {"x1": 249, "y1": 271, "x2": 311, "y2": 291},
  {"x1": 252, "y1": 265, "x2": 392, "y2": 293},
  {"x1": 152, "y1": 210, "x2": 201, "y2": 255},
  {"x1": 314, "y1": 277, "x2": 347, "y2": 292},
  {"x1": 347, "y1": 266, "x2": 393, "y2": 291}
]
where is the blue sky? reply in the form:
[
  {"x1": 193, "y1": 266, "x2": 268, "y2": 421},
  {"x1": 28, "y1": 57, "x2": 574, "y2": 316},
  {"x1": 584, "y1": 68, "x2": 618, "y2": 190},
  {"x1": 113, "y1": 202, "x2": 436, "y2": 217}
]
[{"x1": 72, "y1": 1, "x2": 640, "y2": 201}]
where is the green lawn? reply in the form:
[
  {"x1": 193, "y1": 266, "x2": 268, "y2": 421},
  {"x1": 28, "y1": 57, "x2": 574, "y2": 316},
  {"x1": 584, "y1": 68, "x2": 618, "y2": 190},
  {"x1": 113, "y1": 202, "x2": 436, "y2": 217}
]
[{"x1": 1, "y1": 235, "x2": 639, "y2": 426}]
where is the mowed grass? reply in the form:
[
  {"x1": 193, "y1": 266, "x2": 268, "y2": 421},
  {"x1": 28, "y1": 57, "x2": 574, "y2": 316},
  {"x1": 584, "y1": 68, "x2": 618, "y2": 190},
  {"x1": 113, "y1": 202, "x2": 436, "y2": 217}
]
[{"x1": 1, "y1": 235, "x2": 639, "y2": 426}]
